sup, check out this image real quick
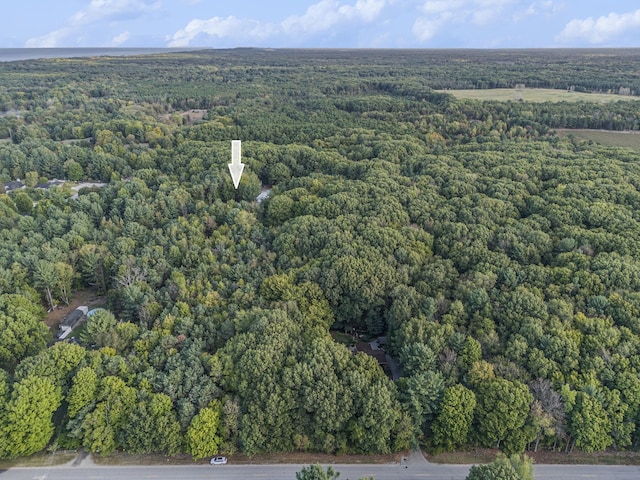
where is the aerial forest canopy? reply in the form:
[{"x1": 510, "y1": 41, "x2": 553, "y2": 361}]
[{"x1": 1, "y1": 48, "x2": 640, "y2": 458}]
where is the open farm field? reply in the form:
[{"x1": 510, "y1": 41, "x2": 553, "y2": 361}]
[
  {"x1": 555, "y1": 129, "x2": 640, "y2": 151},
  {"x1": 440, "y1": 88, "x2": 640, "y2": 103}
]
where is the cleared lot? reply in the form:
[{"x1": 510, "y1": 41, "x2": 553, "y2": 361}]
[{"x1": 440, "y1": 88, "x2": 640, "y2": 103}]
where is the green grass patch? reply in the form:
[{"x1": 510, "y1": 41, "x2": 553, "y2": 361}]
[
  {"x1": 556, "y1": 129, "x2": 640, "y2": 152},
  {"x1": 0, "y1": 451, "x2": 76, "y2": 468},
  {"x1": 425, "y1": 448, "x2": 497, "y2": 464},
  {"x1": 440, "y1": 88, "x2": 640, "y2": 103}
]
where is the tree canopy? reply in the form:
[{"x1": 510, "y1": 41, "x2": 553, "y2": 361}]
[{"x1": 1, "y1": 48, "x2": 640, "y2": 458}]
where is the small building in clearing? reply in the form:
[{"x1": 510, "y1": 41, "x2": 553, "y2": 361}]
[{"x1": 57, "y1": 306, "x2": 88, "y2": 340}]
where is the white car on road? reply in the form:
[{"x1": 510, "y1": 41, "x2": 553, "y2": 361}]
[{"x1": 210, "y1": 456, "x2": 227, "y2": 465}]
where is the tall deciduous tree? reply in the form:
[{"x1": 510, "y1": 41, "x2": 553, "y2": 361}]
[
  {"x1": 398, "y1": 370, "x2": 444, "y2": 439},
  {"x1": 33, "y1": 260, "x2": 57, "y2": 311},
  {"x1": 466, "y1": 453, "x2": 533, "y2": 480},
  {"x1": 67, "y1": 367, "x2": 98, "y2": 418},
  {"x1": 296, "y1": 464, "x2": 340, "y2": 480},
  {"x1": 466, "y1": 463, "x2": 520, "y2": 480},
  {"x1": 568, "y1": 391, "x2": 612, "y2": 453},
  {"x1": 186, "y1": 403, "x2": 223, "y2": 460},
  {"x1": 12, "y1": 191, "x2": 33, "y2": 215},
  {"x1": 0, "y1": 375, "x2": 62, "y2": 458},
  {"x1": 123, "y1": 392, "x2": 182, "y2": 455},
  {"x1": 80, "y1": 309, "x2": 117, "y2": 346},
  {"x1": 432, "y1": 384, "x2": 476, "y2": 451},
  {"x1": 53, "y1": 262, "x2": 74, "y2": 306},
  {"x1": 79, "y1": 376, "x2": 136, "y2": 455},
  {"x1": 0, "y1": 293, "x2": 49, "y2": 371},
  {"x1": 474, "y1": 378, "x2": 534, "y2": 454},
  {"x1": 14, "y1": 341, "x2": 86, "y2": 394}
]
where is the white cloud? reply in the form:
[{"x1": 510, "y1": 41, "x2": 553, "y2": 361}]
[
  {"x1": 557, "y1": 9, "x2": 640, "y2": 44},
  {"x1": 412, "y1": 11, "x2": 453, "y2": 42},
  {"x1": 419, "y1": 1, "x2": 464, "y2": 15},
  {"x1": 281, "y1": 1, "x2": 348, "y2": 36},
  {"x1": 168, "y1": 0, "x2": 388, "y2": 47},
  {"x1": 412, "y1": 0, "x2": 503, "y2": 41},
  {"x1": 513, "y1": 1, "x2": 556, "y2": 21},
  {"x1": 112, "y1": 31, "x2": 131, "y2": 45},
  {"x1": 25, "y1": 29, "x2": 70, "y2": 48},
  {"x1": 169, "y1": 16, "x2": 272, "y2": 47},
  {"x1": 25, "y1": 0, "x2": 160, "y2": 47},
  {"x1": 343, "y1": 0, "x2": 387, "y2": 22},
  {"x1": 412, "y1": 0, "x2": 560, "y2": 43},
  {"x1": 471, "y1": 9, "x2": 496, "y2": 26},
  {"x1": 71, "y1": 0, "x2": 160, "y2": 24}
]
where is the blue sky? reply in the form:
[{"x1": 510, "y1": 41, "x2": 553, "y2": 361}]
[{"x1": 1, "y1": 0, "x2": 639, "y2": 49}]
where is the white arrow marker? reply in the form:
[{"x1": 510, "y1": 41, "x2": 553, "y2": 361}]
[{"x1": 228, "y1": 140, "x2": 245, "y2": 189}]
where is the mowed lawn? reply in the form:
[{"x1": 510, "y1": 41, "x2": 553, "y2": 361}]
[{"x1": 440, "y1": 88, "x2": 640, "y2": 103}]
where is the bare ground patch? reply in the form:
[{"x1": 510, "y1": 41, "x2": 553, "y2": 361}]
[
  {"x1": 60, "y1": 138, "x2": 92, "y2": 145},
  {"x1": 44, "y1": 288, "x2": 105, "y2": 332},
  {"x1": 159, "y1": 109, "x2": 208, "y2": 125}
]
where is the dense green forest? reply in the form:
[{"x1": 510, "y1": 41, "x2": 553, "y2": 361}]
[{"x1": 1, "y1": 48, "x2": 640, "y2": 459}]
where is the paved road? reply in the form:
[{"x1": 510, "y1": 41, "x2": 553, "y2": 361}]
[
  {"x1": 2, "y1": 463, "x2": 640, "y2": 480},
  {"x1": 535, "y1": 464, "x2": 640, "y2": 479},
  {"x1": 2, "y1": 463, "x2": 466, "y2": 480}
]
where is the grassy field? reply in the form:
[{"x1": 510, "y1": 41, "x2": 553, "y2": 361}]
[
  {"x1": 555, "y1": 129, "x2": 640, "y2": 152},
  {"x1": 440, "y1": 88, "x2": 640, "y2": 103}
]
